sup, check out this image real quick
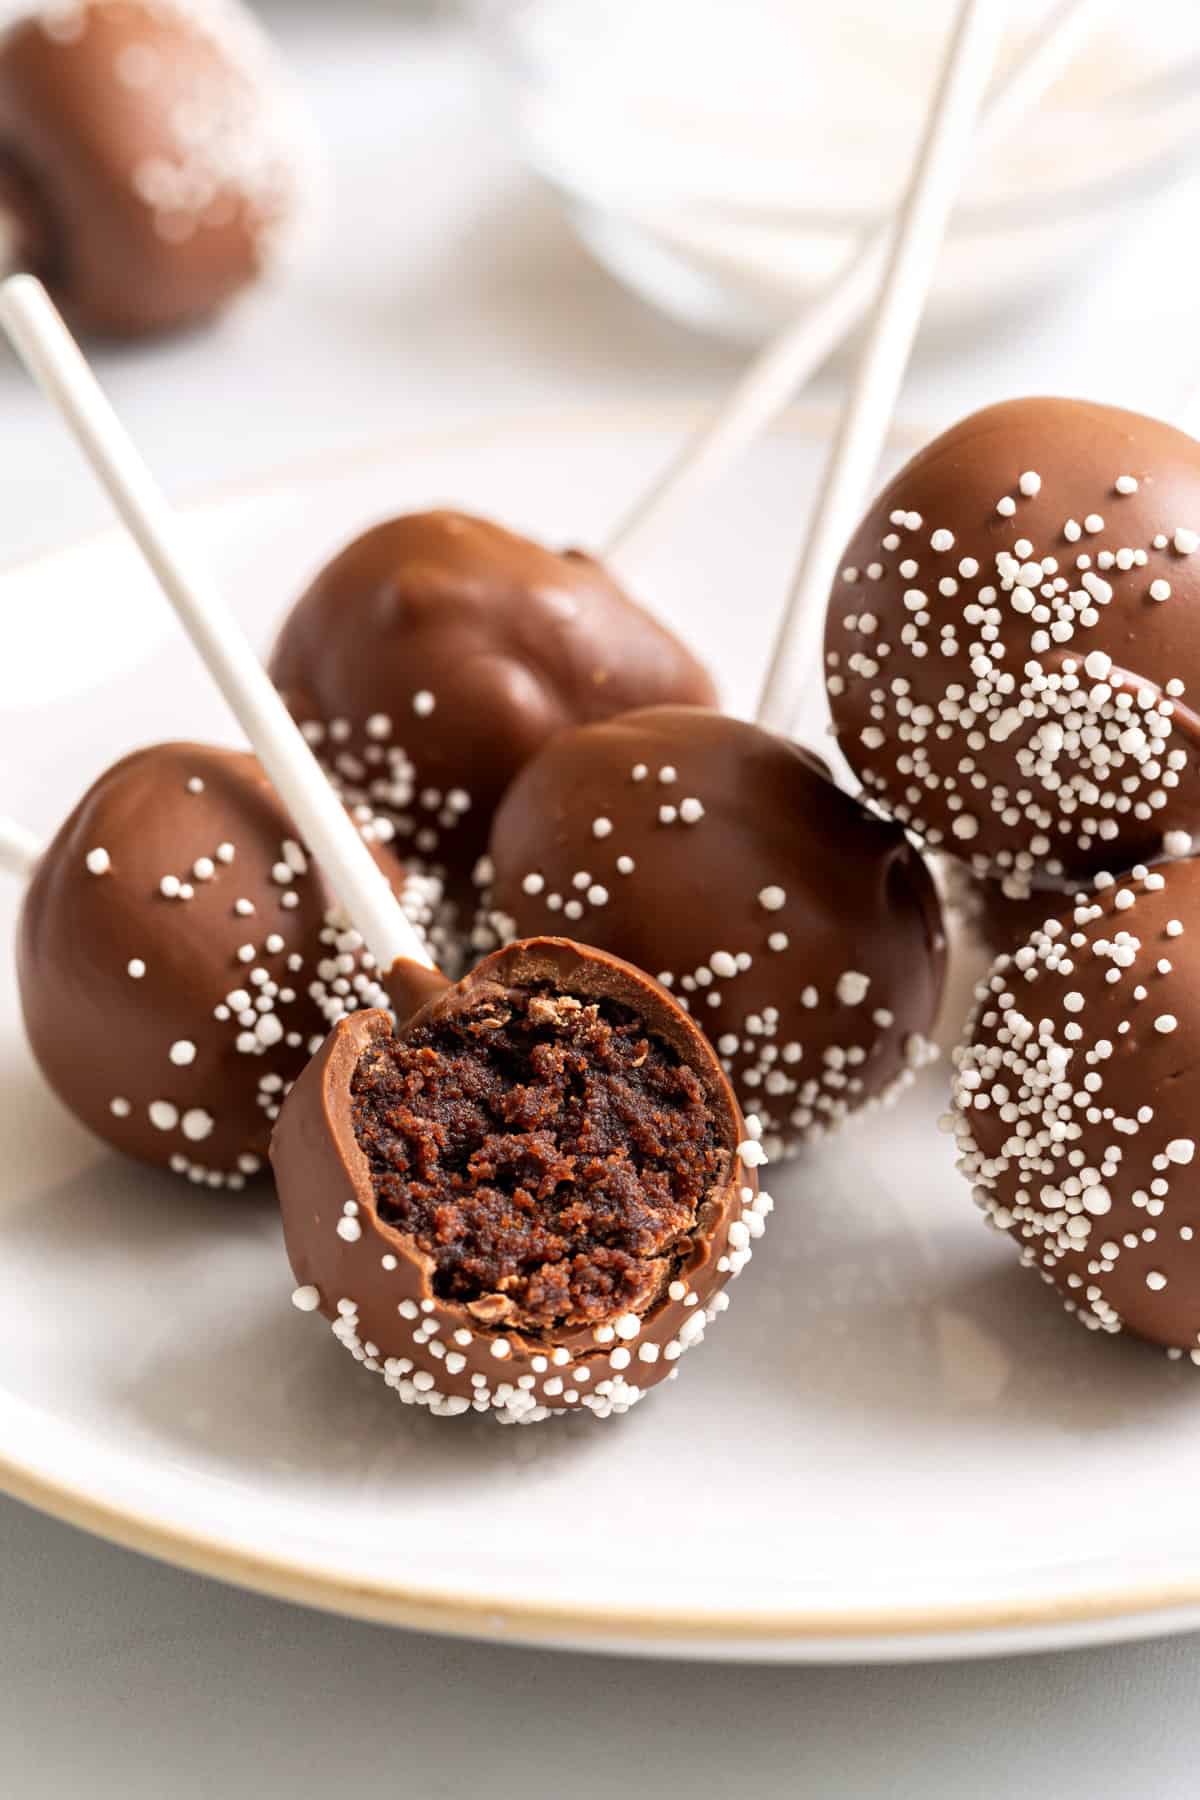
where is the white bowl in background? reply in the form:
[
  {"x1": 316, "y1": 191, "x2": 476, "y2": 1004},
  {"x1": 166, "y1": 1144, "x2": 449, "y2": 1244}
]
[{"x1": 475, "y1": 0, "x2": 1200, "y2": 342}]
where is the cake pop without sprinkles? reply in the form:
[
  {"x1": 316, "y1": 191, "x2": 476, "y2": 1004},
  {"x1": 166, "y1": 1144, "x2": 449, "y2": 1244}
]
[
  {"x1": 826, "y1": 398, "x2": 1200, "y2": 895},
  {"x1": 14, "y1": 741, "x2": 440, "y2": 1184},
  {"x1": 0, "y1": 275, "x2": 771, "y2": 1423},
  {"x1": 948, "y1": 858, "x2": 1200, "y2": 1356},
  {"x1": 0, "y1": 0, "x2": 312, "y2": 337},
  {"x1": 482, "y1": 706, "x2": 945, "y2": 1159},
  {"x1": 267, "y1": 510, "x2": 718, "y2": 933}
]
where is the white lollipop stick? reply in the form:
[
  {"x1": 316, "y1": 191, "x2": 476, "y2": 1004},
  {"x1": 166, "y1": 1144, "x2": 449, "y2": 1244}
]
[
  {"x1": 604, "y1": 0, "x2": 1112, "y2": 573},
  {"x1": 754, "y1": 0, "x2": 1005, "y2": 733},
  {"x1": 0, "y1": 275, "x2": 436, "y2": 979},
  {"x1": 0, "y1": 815, "x2": 41, "y2": 879}
]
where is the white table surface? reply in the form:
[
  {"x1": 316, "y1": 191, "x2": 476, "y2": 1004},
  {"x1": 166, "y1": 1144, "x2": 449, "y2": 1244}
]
[{"x1": 6, "y1": 5, "x2": 1200, "y2": 1793}]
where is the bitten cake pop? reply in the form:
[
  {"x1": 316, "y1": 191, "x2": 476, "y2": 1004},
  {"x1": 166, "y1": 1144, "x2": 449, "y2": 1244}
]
[
  {"x1": 267, "y1": 510, "x2": 718, "y2": 933},
  {"x1": 481, "y1": 705, "x2": 946, "y2": 1158},
  {"x1": 275, "y1": 936, "x2": 770, "y2": 1421},
  {"x1": 16, "y1": 741, "x2": 439, "y2": 1185},
  {"x1": 826, "y1": 398, "x2": 1200, "y2": 895},
  {"x1": 948, "y1": 858, "x2": 1200, "y2": 1356},
  {"x1": 0, "y1": 0, "x2": 311, "y2": 337}
]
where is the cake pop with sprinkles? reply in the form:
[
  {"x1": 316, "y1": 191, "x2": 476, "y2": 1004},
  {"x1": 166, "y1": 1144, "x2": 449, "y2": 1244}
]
[
  {"x1": 947, "y1": 857, "x2": 1200, "y2": 1355},
  {"x1": 0, "y1": 0, "x2": 313, "y2": 337},
  {"x1": 275, "y1": 936, "x2": 772, "y2": 1422},
  {"x1": 16, "y1": 741, "x2": 440, "y2": 1186},
  {"x1": 267, "y1": 510, "x2": 718, "y2": 937},
  {"x1": 480, "y1": 705, "x2": 946, "y2": 1159},
  {"x1": 825, "y1": 397, "x2": 1200, "y2": 896}
]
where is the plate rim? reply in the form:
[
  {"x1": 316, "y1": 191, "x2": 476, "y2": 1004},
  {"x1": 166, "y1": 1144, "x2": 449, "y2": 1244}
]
[{"x1": 6, "y1": 402, "x2": 1187, "y2": 1661}]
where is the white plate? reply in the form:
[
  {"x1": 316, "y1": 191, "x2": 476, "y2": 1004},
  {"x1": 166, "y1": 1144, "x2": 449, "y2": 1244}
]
[{"x1": 5, "y1": 408, "x2": 1200, "y2": 1665}]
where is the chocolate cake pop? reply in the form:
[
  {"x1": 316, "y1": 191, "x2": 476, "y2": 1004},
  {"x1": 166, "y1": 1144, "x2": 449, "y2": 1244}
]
[
  {"x1": 0, "y1": 0, "x2": 311, "y2": 337},
  {"x1": 17, "y1": 741, "x2": 441, "y2": 1185},
  {"x1": 267, "y1": 510, "x2": 719, "y2": 937},
  {"x1": 825, "y1": 398, "x2": 1200, "y2": 895},
  {"x1": 274, "y1": 936, "x2": 771, "y2": 1421},
  {"x1": 480, "y1": 705, "x2": 945, "y2": 1158},
  {"x1": 948, "y1": 858, "x2": 1200, "y2": 1355}
]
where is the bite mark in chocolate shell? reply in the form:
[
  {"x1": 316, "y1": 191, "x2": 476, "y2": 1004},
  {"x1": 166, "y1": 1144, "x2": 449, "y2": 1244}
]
[{"x1": 273, "y1": 937, "x2": 770, "y2": 1422}]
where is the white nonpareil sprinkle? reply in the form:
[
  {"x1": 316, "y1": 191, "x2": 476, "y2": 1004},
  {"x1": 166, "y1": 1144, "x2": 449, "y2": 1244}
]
[
  {"x1": 1019, "y1": 471, "x2": 1042, "y2": 496},
  {"x1": 1146, "y1": 1270, "x2": 1168, "y2": 1291},
  {"x1": 1174, "y1": 528, "x2": 1199, "y2": 555},
  {"x1": 149, "y1": 1100, "x2": 178, "y2": 1132},
  {"x1": 412, "y1": 690, "x2": 436, "y2": 716},
  {"x1": 109, "y1": 1097, "x2": 132, "y2": 1118},
  {"x1": 1115, "y1": 475, "x2": 1138, "y2": 494},
  {"x1": 757, "y1": 885, "x2": 786, "y2": 912},
  {"x1": 1155, "y1": 1014, "x2": 1179, "y2": 1034},
  {"x1": 169, "y1": 1039, "x2": 197, "y2": 1066},
  {"x1": 127, "y1": 959, "x2": 146, "y2": 979},
  {"x1": 292, "y1": 1285, "x2": 320, "y2": 1312},
  {"x1": 181, "y1": 1109, "x2": 214, "y2": 1141},
  {"x1": 591, "y1": 817, "x2": 613, "y2": 839},
  {"x1": 836, "y1": 971, "x2": 870, "y2": 1005},
  {"x1": 1166, "y1": 1139, "x2": 1196, "y2": 1165},
  {"x1": 679, "y1": 797, "x2": 705, "y2": 824},
  {"x1": 336, "y1": 1216, "x2": 362, "y2": 1242},
  {"x1": 85, "y1": 847, "x2": 110, "y2": 875},
  {"x1": 737, "y1": 1138, "x2": 768, "y2": 1169},
  {"x1": 522, "y1": 872, "x2": 544, "y2": 894},
  {"x1": 1150, "y1": 579, "x2": 1172, "y2": 602}
]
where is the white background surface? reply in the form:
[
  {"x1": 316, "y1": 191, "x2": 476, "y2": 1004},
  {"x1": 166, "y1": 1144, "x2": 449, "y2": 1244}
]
[{"x1": 6, "y1": 3, "x2": 1200, "y2": 1792}]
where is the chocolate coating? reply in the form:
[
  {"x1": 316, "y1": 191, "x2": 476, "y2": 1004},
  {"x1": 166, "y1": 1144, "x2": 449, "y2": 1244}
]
[
  {"x1": 949, "y1": 859, "x2": 1200, "y2": 1353},
  {"x1": 273, "y1": 937, "x2": 771, "y2": 1421},
  {"x1": 483, "y1": 705, "x2": 946, "y2": 1157},
  {"x1": 826, "y1": 398, "x2": 1200, "y2": 891},
  {"x1": 0, "y1": 0, "x2": 309, "y2": 337},
  {"x1": 940, "y1": 860, "x2": 1082, "y2": 963},
  {"x1": 267, "y1": 510, "x2": 718, "y2": 933},
  {"x1": 18, "y1": 742, "x2": 438, "y2": 1184}
]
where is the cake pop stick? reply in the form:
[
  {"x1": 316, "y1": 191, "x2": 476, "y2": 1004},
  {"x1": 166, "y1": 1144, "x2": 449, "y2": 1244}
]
[
  {"x1": 0, "y1": 0, "x2": 312, "y2": 339},
  {"x1": 604, "y1": 0, "x2": 1111, "y2": 572},
  {"x1": 0, "y1": 815, "x2": 40, "y2": 879},
  {"x1": 754, "y1": 0, "x2": 1005, "y2": 735},
  {"x1": 0, "y1": 274, "x2": 428, "y2": 985},
  {"x1": 3, "y1": 274, "x2": 769, "y2": 1423}
]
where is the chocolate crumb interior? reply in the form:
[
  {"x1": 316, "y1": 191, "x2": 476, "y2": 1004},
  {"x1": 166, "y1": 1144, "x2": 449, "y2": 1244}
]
[{"x1": 350, "y1": 983, "x2": 723, "y2": 1332}]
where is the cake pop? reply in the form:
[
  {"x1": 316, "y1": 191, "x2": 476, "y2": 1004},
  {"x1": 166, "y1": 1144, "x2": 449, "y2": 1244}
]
[
  {"x1": 825, "y1": 398, "x2": 1200, "y2": 895},
  {"x1": 274, "y1": 936, "x2": 770, "y2": 1421},
  {"x1": 0, "y1": 0, "x2": 312, "y2": 337},
  {"x1": 16, "y1": 740, "x2": 440, "y2": 1185},
  {"x1": 481, "y1": 705, "x2": 946, "y2": 1158},
  {"x1": 948, "y1": 857, "x2": 1200, "y2": 1356},
  {"x1": 267, "y1": 510, "x2": 718, "y2": 936}
]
